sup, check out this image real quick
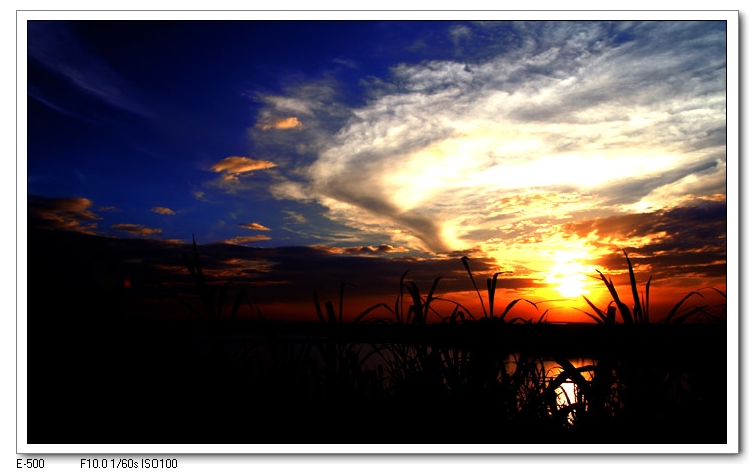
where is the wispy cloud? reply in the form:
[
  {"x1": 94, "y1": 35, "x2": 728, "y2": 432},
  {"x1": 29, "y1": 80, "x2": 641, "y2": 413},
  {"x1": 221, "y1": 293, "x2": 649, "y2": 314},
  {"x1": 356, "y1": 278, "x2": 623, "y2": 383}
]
[
  {"x1": 111, "y1": 223, "x2": 163, "y2": 236},
  {"x1": 210, "y1": 156, "x2": 277, "y2": 181},
  {"x1": 239, "y1": 222, "x2": 271, "y2": 231},
  {"x1": 27, "y1": 21, "x2": 150, "y2": 116},
  {"x1": 151, "y1": 206, "x2": 176, "y2": 215},
  {"x1": 247, "y1": 78, "x2": 353, "y2": 167},
  {"x1": 192, "y1": 190, "x2": 208, "y2": 201},
  {"x1": 283, "y1": 210, "x2": 307, "y2": 224},
  {"x1": 622, "y1": 158, "x2": 726, "y2": 213}
]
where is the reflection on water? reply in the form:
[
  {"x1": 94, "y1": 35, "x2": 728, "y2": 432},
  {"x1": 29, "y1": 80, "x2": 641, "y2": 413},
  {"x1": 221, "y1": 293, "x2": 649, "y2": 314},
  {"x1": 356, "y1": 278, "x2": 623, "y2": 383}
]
[{"x1": 549, "y1": 358, "x2": 596, "y2": 426}]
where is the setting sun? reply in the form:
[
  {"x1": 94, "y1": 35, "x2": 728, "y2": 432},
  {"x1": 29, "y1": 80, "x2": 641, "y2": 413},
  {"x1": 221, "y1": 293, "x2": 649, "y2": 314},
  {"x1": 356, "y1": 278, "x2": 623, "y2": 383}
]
[{"x1": 545, "y1": 250, "x2": 592, "y2": 298}]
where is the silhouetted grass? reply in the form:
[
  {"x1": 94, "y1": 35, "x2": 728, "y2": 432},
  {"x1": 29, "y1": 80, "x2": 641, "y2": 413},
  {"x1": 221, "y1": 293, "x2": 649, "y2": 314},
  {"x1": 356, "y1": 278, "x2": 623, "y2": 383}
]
[
  {"x1": 33, "y1": 242, "x2": 724, "y2": 444},
  {"x1": 579, "y1": 249, "x2": 725, "y2": 324},
  {"x1": 461, "y1": 256, "x2": 542, "y2": 322},
  {"x1": 287, "y1": 253, "x2": 725, "y2": 441},
  {"x1": 156, "y1": 236, "x2": 260, "y2": 321}
]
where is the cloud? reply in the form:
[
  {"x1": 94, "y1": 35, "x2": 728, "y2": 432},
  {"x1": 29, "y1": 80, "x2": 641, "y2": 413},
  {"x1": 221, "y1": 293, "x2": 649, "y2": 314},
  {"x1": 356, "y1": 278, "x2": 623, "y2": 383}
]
[
  {"x1": 246, "y1": 78, "x2": 353, "y2": 165},
  {"x1": 269, "y1": 179, "x2": 313, "y2": 202},
  {"x1": 111, "y1": 223, "x2": 163, "y2": 236},
  {"x1": 28, "y1": 220, "x2": 555, "y2": 325},
  {"x1": 211, "y1": 156, "x2": 277, "y2": 181},
  {"x1": 225, "y1": 235, "x2": 273, "y2": 245},
  {"x1": 311, "y1": 244, "x2": 408, "y2": 255},
  {"x1": 258, "y1": 21, "x2": 725, "y2": 256},
  {"x1": 562, "y1": 201, "x2": 725, "y2": 242},
  {"x1": 239, "y1": 222, "x2": 271, "y2": 231},
  {"x1": 151, "y1": 206, "x2": 176, "y2": 215},
  {"x1": 559, "y1": 200, "x2": 726, "y2": 280},
  {"x1": 623, "y1": 158, "x2": 727, "y2": 212},
  {"x1": 256, "y1": 116, "x2": 303, "y2": 131},
  {"x1": 27, "y1": 195, "x2": 102, "y2": 233},
  {"x1": 192, "y1": 190, "x2": 210, "y2": 202},
  {"x1": 283, "y1": 210, "x2": 307, "y2": 224}
]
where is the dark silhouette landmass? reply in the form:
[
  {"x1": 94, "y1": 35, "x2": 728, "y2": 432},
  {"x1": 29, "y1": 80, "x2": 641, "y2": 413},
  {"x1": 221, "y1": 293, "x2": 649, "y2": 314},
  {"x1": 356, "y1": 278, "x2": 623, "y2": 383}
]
[{"x1": 25, "y1": 227, "x2": 728, "y2": 445}]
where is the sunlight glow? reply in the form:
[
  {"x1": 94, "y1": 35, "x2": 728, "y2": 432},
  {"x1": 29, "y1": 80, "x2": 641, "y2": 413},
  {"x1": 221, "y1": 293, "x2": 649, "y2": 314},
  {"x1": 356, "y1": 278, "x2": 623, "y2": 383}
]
[{"x1": 545, "y1": 250, "x2": 591, "y2": 298}]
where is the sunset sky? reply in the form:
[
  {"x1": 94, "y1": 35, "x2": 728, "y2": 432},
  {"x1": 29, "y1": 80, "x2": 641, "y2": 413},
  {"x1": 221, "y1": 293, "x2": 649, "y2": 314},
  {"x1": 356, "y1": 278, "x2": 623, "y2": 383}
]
[{"x1": 23, "y1": 18, "x2": 729, "y2": 322}]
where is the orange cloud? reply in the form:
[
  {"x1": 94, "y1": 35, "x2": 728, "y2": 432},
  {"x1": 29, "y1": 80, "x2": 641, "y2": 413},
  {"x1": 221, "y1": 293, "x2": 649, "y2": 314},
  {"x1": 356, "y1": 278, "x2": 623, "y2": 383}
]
[
  {"x1": 225, "y1": 235, "x2": 273, "y2": 245},
  {"x1": 239, "y1": 222, "x2": 271, "y2": 231},
  {"x1": 151, "y1": 206, "x2": 176, "y2": 215},
  {"x1": 28, "y1": 196, "x2": 101, "y2": 233},
  {"x1": 257, "y1": 116, "x2": 303, "y2": 131},
  {"x1": 210, "y1": 156, "x2": 277, "y2": 181},
  {"x1": 111, "y1": 223, "x2": 162, "y2": 236},
  {"x1": 700, "y1": 193, "x2": 726, "y2": 202}
]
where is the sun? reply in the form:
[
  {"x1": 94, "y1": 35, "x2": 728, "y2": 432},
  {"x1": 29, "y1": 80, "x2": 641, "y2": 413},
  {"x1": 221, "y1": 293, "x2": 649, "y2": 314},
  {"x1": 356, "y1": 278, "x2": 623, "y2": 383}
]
[
  {"x1": 554, "y1": 272, "x2": 588, "y2": 298},
  {"x1": 545, "y1": 250, "x2": 591, "y2": 298}
]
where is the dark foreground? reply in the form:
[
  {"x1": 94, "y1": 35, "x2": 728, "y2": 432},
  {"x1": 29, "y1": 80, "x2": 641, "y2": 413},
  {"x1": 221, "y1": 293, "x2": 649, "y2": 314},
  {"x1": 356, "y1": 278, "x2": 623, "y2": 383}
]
[{"x1": 27, "y1": 318, "x2": 728, "y2": 445}]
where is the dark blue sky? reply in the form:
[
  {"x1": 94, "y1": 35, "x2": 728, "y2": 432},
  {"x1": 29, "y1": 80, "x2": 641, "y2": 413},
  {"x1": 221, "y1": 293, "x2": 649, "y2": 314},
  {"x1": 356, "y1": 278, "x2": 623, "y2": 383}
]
[{"x1": 27, "y1": 20, "x2": 478, "y2": 245}]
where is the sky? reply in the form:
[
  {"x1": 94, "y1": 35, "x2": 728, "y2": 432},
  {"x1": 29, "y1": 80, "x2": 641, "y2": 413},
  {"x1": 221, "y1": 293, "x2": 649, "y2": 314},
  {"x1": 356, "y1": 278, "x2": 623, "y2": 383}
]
[{"x1": 23, "y1": 19, "x2": 729, "y2": 322}]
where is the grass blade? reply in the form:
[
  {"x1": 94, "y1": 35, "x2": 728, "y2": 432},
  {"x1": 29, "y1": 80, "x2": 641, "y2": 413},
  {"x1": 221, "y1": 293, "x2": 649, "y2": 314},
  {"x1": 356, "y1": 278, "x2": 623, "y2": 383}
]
[
  {"x1": 434, "y1": 297, "x2": 477, "y2": 322},
  {"x1": 662, "y1": 291, "x2": 704, "y2": 323},
  {"x1": 581, "y1": 295, "x2": 606, "y2": 322},
  {"x1": 325, "y1": 300, "x2": 337, "y2": 325},
  {"x1": 353, "y1": 303, "x2": 394, "y2": 324},
  {"x1": 671, "y1": 305, "x2": 708, "y2": 324},
  {"x1": 499, "y1": 298, "x2": 538, "y2": 321},
  {"x1": 313, "y1": 291, "x2": 325, "y2": 324},
  {"x1": 230, "y1": 289, "x2": 260, "y2": 320},
  {"x1": 644, "y1": 275, "x2": 653, "y2": 324},
  {"x1": 423, "y1": 276, "x2": 443, "y2": 321},
  {"x1": 405, "y1": 281, "x2": 423, "y2": 324},
  {"x1": 623, "y1": 250, "x2": 644, "y2": 324},
  {"x1": 596, "y1": 270, "x2": 632, "y2": 324},
  {"x1": 572, "y1": 307, "x2": 606, "y2": 324},
  {"x1": 398, "y1": 270, "x2": 409, "y2": 324},
  {"x1": 461, "y1": 256, "x2": 487, "y2": 318}
]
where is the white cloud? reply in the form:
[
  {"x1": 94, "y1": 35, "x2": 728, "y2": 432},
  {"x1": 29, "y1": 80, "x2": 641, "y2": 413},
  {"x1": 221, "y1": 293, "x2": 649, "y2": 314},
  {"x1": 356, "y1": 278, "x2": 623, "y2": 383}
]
[{"x1": 260, "y1": 22, "x2": 726, "y2": 256}]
